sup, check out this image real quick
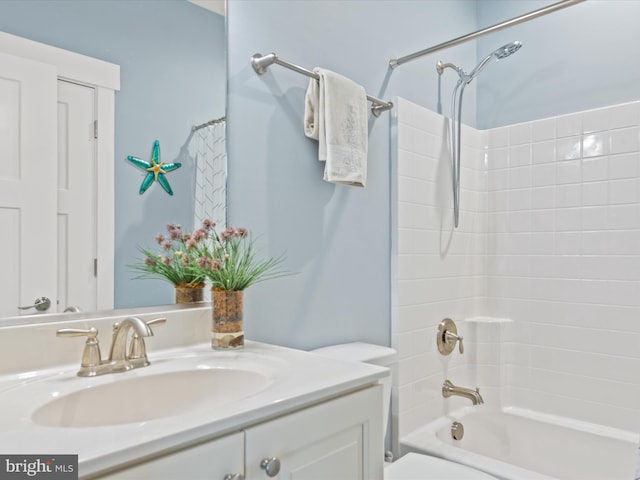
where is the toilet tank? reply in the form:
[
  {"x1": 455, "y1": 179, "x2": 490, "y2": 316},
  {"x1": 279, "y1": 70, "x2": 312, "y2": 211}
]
[{"x1": 311, "y1": 342, "x2": 397, "y2": 435}]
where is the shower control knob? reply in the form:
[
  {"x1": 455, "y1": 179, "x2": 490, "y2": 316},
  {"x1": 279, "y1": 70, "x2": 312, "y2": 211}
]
[
  {"x1": 437, "y1": 318, "x2": 464, "y2": 355},
  {"x1": 260, "y1": 457, "x2": 281, "y2": 477}
]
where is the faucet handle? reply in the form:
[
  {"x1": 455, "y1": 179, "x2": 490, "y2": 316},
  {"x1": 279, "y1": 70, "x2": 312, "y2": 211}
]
[
  {"x1": 446, "y1": 330, "x2": 464, "y2": 354},
  {"x1": 57, "y1": 327, "x2": 102, "y2": 372},
  {"x1": 128, "y1": 317, "x2": 166, "y2": 364},
  {"x1": 145, "y1": 317, "x2": 167, "y2": 328}
]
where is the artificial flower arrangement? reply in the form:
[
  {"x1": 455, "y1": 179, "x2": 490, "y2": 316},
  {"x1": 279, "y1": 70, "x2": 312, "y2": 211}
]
[
  {"x1": 134, "y1": 219, "x2": 288, "y2": 349},
  {"x1": 191, "y1": 220, "x2": 287, "y2": 291},
  {"x1": 132, "y1": 219, "x2": 286, "y2": 292},
  {"x1": 131, "y1": 222, "x2": 207, "y2": 292}
]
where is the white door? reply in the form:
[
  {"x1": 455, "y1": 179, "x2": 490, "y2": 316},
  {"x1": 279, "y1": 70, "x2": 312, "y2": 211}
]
[
  {"x1": 0, "y1": 52, "x2": 57, "y2": 317},
  {"x1": 57, "y1": 80, "x2": 97, "y2": 313}
]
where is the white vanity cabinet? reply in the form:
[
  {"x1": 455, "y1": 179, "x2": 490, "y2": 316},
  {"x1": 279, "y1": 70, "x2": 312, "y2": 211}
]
[
  {"x1": 246, "y1": 385, "x2": 382, "y2": 480},
  {"x1": 101, "y1": 385, "x2": 382, "y2": 480},
  {"x1": 103, "y1": 432, "x2": 244, "y2": 479}
]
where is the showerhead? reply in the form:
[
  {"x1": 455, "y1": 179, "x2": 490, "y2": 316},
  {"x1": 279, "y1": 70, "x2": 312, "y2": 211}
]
[
  {"x1": 495, "y1": 40, "x2": 522, "y2": 59},
  {"x1": 467, "y1": 41, "x2": 522, "y2": 81}
]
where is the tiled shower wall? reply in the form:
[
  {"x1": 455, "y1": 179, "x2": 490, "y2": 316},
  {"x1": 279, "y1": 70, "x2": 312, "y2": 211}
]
[
  {"x1": 392, "y1": 98, "x2": 487, "y2": 439},
  {"x1": 393, "y1": 97, "x2": 640, "y2": 441}
]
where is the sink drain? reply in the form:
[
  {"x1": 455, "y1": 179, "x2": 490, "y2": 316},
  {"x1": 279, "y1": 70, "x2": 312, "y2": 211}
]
[{"x1": 451, "y1": 421, "x2": 464, "y2": 440}]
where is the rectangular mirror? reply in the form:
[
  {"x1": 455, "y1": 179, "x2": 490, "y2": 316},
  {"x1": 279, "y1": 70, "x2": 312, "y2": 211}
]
[{"x1": 0, "y1": 0, "x2": 226, "y2": 324}]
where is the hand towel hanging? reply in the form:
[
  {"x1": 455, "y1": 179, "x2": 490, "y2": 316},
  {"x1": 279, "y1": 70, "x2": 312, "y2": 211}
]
[{"x1": 304, "y1": 68, "x2": 368, "y2": 187}]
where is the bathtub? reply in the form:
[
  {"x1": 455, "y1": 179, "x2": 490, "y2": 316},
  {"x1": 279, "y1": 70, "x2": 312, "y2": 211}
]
[{"x1": 400, "y1": 407, "x2": 639, "y2": 480}]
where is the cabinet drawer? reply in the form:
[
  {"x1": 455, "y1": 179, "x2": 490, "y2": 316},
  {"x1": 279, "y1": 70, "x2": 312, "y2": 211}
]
[{"x1": 102, "y1": 431, "x2": 244, "y2": 480}]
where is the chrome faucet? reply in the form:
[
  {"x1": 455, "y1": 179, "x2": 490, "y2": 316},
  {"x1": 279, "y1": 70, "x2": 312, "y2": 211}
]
[
  {"x1": 442, "y1": 379, "x2": 484, "y2": 405},
  {"x1": 57, "y1": 316, "x2": 165, "y2": 377}
]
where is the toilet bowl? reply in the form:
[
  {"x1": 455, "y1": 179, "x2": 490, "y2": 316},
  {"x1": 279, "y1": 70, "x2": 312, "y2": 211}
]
[{"x1": 312, "y1": 342, "x2": 496, "y2": 480}]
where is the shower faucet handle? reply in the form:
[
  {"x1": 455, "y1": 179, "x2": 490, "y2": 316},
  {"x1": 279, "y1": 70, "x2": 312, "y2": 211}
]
[
  {"x1": 446, "y1": 330, "x2": 464, "y2": 354},
  {"x1": 437, "y1": 318, "x2": 464, "y2": 355}
]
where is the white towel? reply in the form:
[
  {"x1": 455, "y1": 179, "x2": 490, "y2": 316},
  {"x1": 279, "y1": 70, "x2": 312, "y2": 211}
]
[{"x1": 304, "y1": 68, "x2": 368, "y2": 187}]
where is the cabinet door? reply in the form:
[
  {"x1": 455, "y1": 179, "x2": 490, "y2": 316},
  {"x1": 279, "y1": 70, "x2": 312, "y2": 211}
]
[
  {"x1": 103, "y1": 431, "x2": 244, "y2": 480},
  {"x1": 245, "y1": 385, "x2": 383, "y2": 480}
]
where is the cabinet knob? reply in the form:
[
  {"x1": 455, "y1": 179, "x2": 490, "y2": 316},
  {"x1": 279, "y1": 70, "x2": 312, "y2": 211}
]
[
  {"x1": 260, "y1": 457, "x2": 281, "y2": 477},
  {"x1": 223, "y1": 474, "x2": 244, "y2": 480}
]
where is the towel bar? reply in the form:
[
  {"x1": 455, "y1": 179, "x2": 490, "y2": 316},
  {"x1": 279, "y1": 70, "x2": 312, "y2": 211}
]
[{"x1": 251, "y1": 53, "x2": 393, "y2": 117}]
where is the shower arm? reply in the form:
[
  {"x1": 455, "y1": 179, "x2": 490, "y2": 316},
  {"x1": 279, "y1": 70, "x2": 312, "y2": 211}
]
[{"x1": 436, "y1": 61, "x2": 465, "y2": 78}]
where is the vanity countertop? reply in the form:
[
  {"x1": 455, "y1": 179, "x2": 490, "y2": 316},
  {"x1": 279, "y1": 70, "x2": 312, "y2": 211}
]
[{"x1": 0, "y1": 339, "x2": 388, "y2": 478}]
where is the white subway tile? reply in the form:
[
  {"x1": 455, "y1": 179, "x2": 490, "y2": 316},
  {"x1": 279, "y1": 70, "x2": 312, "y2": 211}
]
[
  {"x1": 555, "y1": 184, "x2": 581, "y2": 208},
  {"x1": 509, "y1": 144, "x2": 532, "y2": 167},
  {"x1": 609, "y1": 230, "x2": 640, "y2": 255},
  {"x1": 509, "y1": 122, "x2": 532, "y2": 146},
  {"x1": 509, "y1": 165, "x2": 532, "y2": 190},
  {"x1": 507, "y1": 189, "x2": 532, "y2": 211},
  {"x1": 530, "y1": 186, "x2": 555, "y2": 210},
  {"x1": 581, "y1": 206, "x2": 608, "y2": 231},
  {"x1": 555, "y1": 207, "x2": 582, "y2": 231},
  {"x1": 582, "y1": 132, "x2": 610, "y2": 158},
  {"x1": 556, "y1": 159, "x2": 581, "y2": 185},
  {"x1": 530, "y1": 232, "x2": 554, "y2": 255},
  {"x1": 531, "y1": 209, "x2": 555, "y2": 232},
  {"x1": 532, "y1": 140, "x2": 556, "y2": 164},
  {"x1": 582, "y1": 181, "x2": 608, "y2": 206},
  {"x1": 556, "y1": 136, "x2": 582, "y2": 160},
  {"x1": 582, "y1": 106, "x2": 611, "y2": 133},
  {"x1": 582, "y1": 156, "x2": 609, "y2": 182},
  {"x1": 532, "y1": 163, "x2": 556, "y2": 187},
  {"x1": 608, "y1": 204, "x2": 640, "y2": 229},
  {"x1": 532, "y1": 117, "x2": 556, "y2": 141},
  {"x1": 488, "y1": 168, "x2": 509, "y2": 192},
  {"x1": 608, "y1": 178, "x2": 638, "y2": 204},
  {"x1": 488, "y1": 126, "x2": 509, "y2": 148},
  {"x1": 487, "y1": 147, "x2": 509, "y2": 170},
  {"x1": 553, "y1": 254, "x2": 582, "y2": 279},
  {"x1": 581, "y1": 231, "x2": 610, "y2": 255},
  {"x1": 556, "y1": 112, "x2": 582, "y2": 137},
  {"x1": 507, "y1": 211, "x2": 531, "y2": 233},
  {"x1": 608, "y1": 152, "x2": 639, "y2": 179},
  {"x1": 609, "y1": 101, "x2": 640, "y2": 130},
  {"x1": 609, "y1": 126, "x2": 640, "y2": 155}
]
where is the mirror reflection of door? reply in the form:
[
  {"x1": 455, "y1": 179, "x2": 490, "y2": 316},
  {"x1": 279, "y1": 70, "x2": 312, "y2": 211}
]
[
  {"x1": 0, "y1": 52, "x2": 57, "y2": 317},
  {"x1": 57, "y1": 80, "x2": 98, "y2": 314},
  {"x1": 0, "y1": 35, "x2": 117, "y2": 318}
]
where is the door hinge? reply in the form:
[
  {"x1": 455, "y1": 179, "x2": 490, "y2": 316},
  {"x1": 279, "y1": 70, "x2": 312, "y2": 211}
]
[
  {"x1": 94, "y1": 258, "x2": 98, "y2": 277},
  {"x1": 93, "y1": 120, "x2": 98, "y2": 139}
]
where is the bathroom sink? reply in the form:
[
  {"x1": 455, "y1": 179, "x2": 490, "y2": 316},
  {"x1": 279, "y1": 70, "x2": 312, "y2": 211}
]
[{"x1": 32, "y1": 367, "x2": 269, "y2": 427}]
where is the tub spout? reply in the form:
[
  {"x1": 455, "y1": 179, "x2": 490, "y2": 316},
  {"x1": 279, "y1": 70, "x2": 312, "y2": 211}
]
[{"x1": 442, "y1": 379, "x2": 484, "y2": 405}]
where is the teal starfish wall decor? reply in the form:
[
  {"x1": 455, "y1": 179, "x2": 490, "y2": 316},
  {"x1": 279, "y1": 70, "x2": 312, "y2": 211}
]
[{"x1": 127, "y1": 140, "x2": 181, "y2": 195}]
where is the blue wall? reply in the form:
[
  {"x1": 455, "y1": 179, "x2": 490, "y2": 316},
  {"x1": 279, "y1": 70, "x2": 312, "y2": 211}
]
[
  {"x1": 227, "y1": 0, "x2": 477, "y2": 350},
  {"x1": 476, "y1": 0, "x2": 640, "y2": 128},
  {"x1": 0, "y1": 0, "x2": 225, "y2": 308}
]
